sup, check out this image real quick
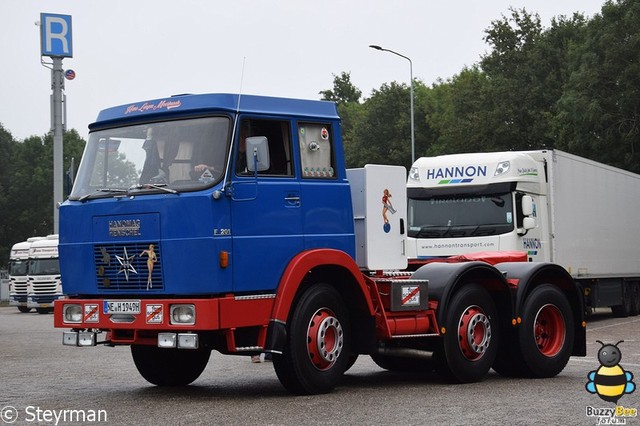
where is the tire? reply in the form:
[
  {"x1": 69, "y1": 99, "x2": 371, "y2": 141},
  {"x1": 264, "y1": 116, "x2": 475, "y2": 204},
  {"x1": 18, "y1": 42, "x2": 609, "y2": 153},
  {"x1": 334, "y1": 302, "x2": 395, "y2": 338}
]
[
  {"x1": 273, "y1": 283, "x2": 351, "y2": 395},
  {"x1": 629, "y1": 283, "x2": 640, "y2": 317},
  {"x1": 36, "y1": 308, "x2": 53, "y2": 314},
  {"x1": 518, "y1": 284, "x2": 574, "y2": 378},
  {"x1": 435, "y1": 283, "x2": 499, "y2": 383},
  {"x1": 17, "y1": 306, "x2": 31, "y2": 313},
  {"x1": 131, "y1": 345, "x2": 211, "y2": 386},
  {"x1": 612, "y1": 283, "x2": 633, "y2": 318}
]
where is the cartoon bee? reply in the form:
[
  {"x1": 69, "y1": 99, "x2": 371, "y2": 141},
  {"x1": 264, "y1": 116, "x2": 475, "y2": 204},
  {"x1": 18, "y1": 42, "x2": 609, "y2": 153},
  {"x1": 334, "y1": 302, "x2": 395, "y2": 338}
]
[{"x1": 586, "y1": 340, "x2": 636, "y2": 403}]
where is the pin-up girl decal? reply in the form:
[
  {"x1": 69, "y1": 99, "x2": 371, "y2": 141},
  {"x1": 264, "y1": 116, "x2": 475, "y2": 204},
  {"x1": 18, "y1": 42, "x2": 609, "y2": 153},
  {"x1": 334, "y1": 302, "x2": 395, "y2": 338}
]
[
  {"x1": 140, "y1": 244, "x2": 158, "y2": 290},
  {"x1": 382, "y1": 189, "x2": 396, "y2": 233}
]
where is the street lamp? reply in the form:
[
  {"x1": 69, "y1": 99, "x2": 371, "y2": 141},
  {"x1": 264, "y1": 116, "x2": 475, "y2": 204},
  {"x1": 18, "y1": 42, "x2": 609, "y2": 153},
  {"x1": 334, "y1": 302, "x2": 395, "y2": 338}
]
[{"x1": 369, "y1": 45, "x2": 415, "y2": 164}]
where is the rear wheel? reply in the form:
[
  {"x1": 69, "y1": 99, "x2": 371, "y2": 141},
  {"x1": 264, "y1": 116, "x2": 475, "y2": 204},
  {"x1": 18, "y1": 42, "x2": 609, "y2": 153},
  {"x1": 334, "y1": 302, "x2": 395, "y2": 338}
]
[
  {"x1": 629, "y1": 283, "x2": 640, "y2": 316},
  {"x1": 17, "y1": 306, "x2": 31, "y2": 313},
  {"x1": 273, "y1": 283, "x2": 351, "y2": 395},
  {"x1": 435, "y1": 284, "x2": 499, "y2": 383},
  {"x1": 518, "y1": 284, "x2": 574, "y2": 377},
  {"x1": 612, "y1": 282, "x2": 633, "y2": 318},
  {"x1": 131, "y1": 345, "x2": 211, "y2": 386}
]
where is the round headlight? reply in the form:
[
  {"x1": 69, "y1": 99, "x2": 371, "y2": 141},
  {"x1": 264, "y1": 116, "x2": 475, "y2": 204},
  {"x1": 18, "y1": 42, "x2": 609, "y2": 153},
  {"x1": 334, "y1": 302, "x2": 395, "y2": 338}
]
[
  {"x1": 64, "y1": 304, "x2": 82, "y2": 323},
  {"x1": 170, "y1": 304, "x2": 195, "y2": 325}
]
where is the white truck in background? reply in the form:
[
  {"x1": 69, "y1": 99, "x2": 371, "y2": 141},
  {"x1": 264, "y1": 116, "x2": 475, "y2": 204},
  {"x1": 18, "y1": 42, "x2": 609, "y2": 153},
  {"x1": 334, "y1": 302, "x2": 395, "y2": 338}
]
[
  {"x1": 27, "y1": 234, "x2": 62, "y2": 314},
  {"x1": 407, "y1": 149, "x2": 640, "y2": 317},
  {"x1": 8, "y1": 237, "x2": 42, "y2": 312}
]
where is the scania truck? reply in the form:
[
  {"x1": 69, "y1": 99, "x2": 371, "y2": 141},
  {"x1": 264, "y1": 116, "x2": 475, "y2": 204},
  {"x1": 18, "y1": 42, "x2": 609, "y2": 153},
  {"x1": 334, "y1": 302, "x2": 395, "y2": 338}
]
[
  {"x1": 8, "y1": 239, "x2": 33, "y2": 312},
  {"x1": 54, "y1": 94, "x2": 585, "y2": 394},
  {"x1": 27, "y1": 234, "x2": 62, "y2": 314},
  {"x1": 407, "y1": 150, "x2": 640, "y2": 317}
]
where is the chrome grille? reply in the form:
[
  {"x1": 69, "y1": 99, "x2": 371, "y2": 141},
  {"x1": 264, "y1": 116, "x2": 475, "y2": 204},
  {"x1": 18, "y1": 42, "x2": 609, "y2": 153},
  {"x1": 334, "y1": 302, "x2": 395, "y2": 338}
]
[{"x1": 94, "y1": 242, "x2": 163, "y2": 291}]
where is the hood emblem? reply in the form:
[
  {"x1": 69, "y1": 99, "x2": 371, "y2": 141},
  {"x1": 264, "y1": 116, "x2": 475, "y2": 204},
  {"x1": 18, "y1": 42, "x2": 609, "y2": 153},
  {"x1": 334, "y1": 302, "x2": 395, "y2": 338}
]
[{"x1": 115, "y1": 246, "x2": 137, "y2": 281}]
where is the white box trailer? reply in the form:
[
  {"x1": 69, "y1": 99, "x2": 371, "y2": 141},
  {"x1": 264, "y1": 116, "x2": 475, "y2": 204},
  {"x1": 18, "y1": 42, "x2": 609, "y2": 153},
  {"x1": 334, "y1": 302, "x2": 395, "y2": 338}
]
[{"x1": 407, "y1": 149, "x2": 640, "y2": 316}]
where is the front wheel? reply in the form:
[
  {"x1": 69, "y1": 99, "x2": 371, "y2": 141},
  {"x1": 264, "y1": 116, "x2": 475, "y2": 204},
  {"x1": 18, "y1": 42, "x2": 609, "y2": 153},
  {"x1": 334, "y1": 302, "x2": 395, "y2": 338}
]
[
  {"x1": 273, "y1": 283, "x2": 351, "y2": 395},
  {"x1": 131, "y1": 345, "x2": 211, "y2": 386},
  {"x1": 435, "y1": 283, "x2": 499, "y2": 383},
  {"x1": 518, "y1": 284, "x2": 574, "y2": 378}
]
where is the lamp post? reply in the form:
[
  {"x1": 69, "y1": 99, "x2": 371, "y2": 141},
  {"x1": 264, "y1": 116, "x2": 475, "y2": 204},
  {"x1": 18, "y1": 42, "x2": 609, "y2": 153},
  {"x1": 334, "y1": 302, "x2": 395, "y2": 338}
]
[{"x1": 369, "y1": 45, "x2": 415, "y2": 164}]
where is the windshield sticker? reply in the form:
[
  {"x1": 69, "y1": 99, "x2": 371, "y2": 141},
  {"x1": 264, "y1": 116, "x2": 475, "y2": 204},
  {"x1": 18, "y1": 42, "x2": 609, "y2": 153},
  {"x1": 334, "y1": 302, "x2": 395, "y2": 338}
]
[
  {"x1": 506, "y1": 212, "x2": 513, "y2": 224},
  {"x1": 198, "y1": 169, "x2": 215, "y2": 183}
]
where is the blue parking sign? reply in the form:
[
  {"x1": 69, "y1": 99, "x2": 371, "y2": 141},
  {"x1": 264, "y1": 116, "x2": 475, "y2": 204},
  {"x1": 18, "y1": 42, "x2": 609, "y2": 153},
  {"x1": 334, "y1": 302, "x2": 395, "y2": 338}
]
[{"x1": 40, "y1": 13, "x2": 73, "y2": 58}]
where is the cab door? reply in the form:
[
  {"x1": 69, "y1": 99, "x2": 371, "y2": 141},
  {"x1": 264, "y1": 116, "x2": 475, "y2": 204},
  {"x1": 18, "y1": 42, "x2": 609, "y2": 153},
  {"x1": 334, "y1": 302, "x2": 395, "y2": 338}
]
[{"x1": 229, "y1": 118, "x2": 302, "y2": 293}]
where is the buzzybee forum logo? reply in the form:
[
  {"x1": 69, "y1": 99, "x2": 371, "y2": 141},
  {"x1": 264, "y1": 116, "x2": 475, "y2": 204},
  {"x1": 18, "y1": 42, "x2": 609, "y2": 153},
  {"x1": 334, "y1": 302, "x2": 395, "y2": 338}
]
[{"x1": 585, "y1": 340, "x2": 637, "y2": 424}]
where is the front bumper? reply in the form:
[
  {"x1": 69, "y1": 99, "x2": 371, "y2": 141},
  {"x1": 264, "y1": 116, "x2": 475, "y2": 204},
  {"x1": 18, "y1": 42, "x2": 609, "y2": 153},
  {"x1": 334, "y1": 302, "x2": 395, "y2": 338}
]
[{"x1": 54, "y1": 295, "x2": 275, "y2": 346}]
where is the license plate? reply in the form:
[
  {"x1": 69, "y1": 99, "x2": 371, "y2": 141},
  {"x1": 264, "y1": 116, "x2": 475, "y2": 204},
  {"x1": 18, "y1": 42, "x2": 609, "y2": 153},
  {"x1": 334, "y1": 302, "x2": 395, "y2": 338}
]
[{"x1": 103, "y1": 300, "x2": 141, "y2": 314}]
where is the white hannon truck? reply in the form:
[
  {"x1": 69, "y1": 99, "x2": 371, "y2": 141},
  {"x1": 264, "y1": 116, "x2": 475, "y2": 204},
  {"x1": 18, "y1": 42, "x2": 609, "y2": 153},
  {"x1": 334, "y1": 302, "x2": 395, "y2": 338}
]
[
  {"x1": 27, "y1": 234, "x2": 62, "y2": 314},
  {"x1": 407, "y1": 149, "x2": 640, "y2": 316}
]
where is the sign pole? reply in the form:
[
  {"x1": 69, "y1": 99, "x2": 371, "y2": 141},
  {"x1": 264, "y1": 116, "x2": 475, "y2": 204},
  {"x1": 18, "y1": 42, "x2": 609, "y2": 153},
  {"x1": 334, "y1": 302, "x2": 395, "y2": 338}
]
[
  {"x1": 40, "y1": 12, "x2": 73, "y2": 234},
  {"x1": 51, "y1": 57, "x2": 64, "y2": 234}
]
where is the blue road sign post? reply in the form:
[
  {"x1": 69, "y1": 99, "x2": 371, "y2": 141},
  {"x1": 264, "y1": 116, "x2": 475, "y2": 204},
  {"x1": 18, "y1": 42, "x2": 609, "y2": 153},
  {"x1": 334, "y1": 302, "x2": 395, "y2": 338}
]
[{"x1": 40, "y1": 12, "x2": 72, "y2": 233}]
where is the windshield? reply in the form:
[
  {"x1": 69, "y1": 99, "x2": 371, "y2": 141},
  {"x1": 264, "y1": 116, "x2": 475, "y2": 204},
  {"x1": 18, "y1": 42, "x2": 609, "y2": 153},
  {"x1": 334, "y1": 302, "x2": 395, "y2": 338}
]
[
  {"x1": 9, "y1": 260, "x2": 28, "y2": 276},
  {"x1": 28, "y1": 258, "x2": 60, "y2": 275},
  {"x1": 408, "y1": 192, "x2": 514, "y2": 238},
  {"x1": 70, "y1": 116, "x2": 230, "y2": 200}
]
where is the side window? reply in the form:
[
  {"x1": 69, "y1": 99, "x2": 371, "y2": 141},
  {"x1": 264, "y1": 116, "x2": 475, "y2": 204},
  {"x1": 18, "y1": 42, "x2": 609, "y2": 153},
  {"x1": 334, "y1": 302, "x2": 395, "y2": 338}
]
[
  {"x1": 298, "y1": 123, "x2": 335, "y2": 178},
  {"x1": 236, "y1": 119, "x2": 292, "y2": 176}
]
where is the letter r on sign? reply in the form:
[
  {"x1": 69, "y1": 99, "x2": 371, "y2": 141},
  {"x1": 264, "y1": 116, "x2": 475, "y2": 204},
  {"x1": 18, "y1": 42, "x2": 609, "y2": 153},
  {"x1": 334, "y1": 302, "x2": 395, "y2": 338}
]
[{"x1": 40, "y1": 13, "x2": 73, "y2": 57}]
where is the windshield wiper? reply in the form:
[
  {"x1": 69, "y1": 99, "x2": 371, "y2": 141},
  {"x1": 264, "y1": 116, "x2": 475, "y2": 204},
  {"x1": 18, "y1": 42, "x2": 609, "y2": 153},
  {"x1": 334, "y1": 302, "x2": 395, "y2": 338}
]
[
  {"x1": 78, "y1": 188, "x2": 128, "y2": 202},
  {"x1": 129, "y1": 183, "x2": 178, "y2": 194}
]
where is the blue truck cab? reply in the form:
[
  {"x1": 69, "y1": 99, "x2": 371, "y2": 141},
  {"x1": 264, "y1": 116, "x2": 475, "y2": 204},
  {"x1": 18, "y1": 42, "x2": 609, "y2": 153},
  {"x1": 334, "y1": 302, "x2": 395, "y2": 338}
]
[{"x1": 62, "y1": 93, "x2": 354, "y2": 297}]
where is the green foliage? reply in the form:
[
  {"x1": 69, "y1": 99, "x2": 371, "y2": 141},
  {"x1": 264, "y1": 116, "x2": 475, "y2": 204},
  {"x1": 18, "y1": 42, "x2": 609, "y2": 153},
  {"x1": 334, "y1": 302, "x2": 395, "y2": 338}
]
[
  {"x1": 326, "y1": 1, "x2": 639, "y2": 175},
  {"x1": 319, "y1": 72, "x2": 362, "y2": 104},
  {"x1": 553, "y1": 0, "x2": 640, "y2": 171},
  {"x1": 0, "y1": 127, "x2": 85, "y2": 266}
]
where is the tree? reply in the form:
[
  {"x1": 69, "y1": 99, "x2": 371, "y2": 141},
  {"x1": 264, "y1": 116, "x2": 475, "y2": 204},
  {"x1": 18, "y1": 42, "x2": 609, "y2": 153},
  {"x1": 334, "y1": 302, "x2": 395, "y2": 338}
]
[
  {"x1": 0, "y1": 129, "x2": 85, "y2": 267},
  {"x1": 349, "y1": 82, "x2": 415, "y2": 167},
  {"x1": 319, "y1": 72, "x2": 362, "y2": 104},
  {"x1": 554, "y1": 0, "x2": 640, "y2": 172},
  {"x1": 320, "y1": 72, "x2": 365, "y2": 168}
]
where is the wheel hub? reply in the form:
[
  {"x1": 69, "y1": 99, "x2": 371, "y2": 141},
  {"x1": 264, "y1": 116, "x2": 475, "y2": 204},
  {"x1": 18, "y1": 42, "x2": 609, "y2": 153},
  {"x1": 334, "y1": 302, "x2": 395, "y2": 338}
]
[
  {"x1": 534, "y1": 303, "x2": 565, "y2": 357},
  {"x1": 458, "y1": 306, "x2": 491, "y2": 361},
  {"x1": 307, "y1": 308, "x2": 344, "y2": 370}
]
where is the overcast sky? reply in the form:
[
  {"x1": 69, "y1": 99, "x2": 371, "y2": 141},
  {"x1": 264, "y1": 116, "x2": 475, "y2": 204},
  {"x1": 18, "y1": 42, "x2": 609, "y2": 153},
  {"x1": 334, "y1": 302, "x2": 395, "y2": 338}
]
[{"x1": 2, "y1": 0, "x2": 605, "y2": 141}]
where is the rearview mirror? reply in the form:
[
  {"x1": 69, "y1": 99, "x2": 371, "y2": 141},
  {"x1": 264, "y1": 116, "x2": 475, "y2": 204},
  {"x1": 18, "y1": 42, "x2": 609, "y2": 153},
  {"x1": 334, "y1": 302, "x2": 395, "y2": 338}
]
[{"x1": 245, "y1": 136, "x2": 270, "y2": 172}]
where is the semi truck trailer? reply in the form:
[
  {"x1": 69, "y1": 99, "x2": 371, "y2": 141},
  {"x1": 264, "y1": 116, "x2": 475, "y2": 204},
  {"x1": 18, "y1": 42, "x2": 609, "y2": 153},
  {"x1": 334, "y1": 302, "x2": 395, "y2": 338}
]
[{"x1": 407, "y1": 149, "x2": 640, "y2": 317}]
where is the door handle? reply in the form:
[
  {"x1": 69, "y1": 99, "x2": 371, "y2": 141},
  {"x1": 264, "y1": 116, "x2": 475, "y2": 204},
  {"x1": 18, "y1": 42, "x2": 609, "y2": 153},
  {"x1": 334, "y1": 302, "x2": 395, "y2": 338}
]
[{"x1": 284, "y1": 195, "x2": 301, "y2": 207}]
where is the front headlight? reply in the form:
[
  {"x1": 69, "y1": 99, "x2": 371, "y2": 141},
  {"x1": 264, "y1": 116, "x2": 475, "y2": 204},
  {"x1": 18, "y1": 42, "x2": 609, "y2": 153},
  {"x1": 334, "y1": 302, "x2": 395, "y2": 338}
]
[
  {"x1": 63, "y1": 304, "x2": 82, "y2": 323},
  {"x1": 170, "y1": 304, "x2": 196, "y2": 325}
]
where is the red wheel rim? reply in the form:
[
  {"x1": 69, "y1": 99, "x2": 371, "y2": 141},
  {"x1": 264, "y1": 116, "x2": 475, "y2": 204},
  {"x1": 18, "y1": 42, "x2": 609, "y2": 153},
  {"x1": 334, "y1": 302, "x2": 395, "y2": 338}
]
[
  {"x1": 307, "y1": 308, "x2": 344, "y2": 370},
  {"x1": 457, "y1": 305, "x2": 491, "y2": 361},
  {"x1": 534, "y1": 304, "x2": 566, "y2": 357}
]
